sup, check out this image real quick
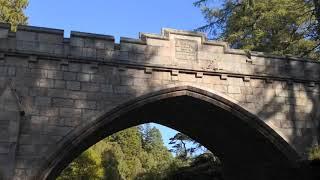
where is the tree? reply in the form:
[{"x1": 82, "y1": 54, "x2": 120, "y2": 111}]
[
  {"x1": 309, "y1": 0, "x2": 320, "y2": 44},
  {"x1": 167, "y1": 153, "x2": 223, "y2": 180},
  {"x1": 137, "y1": 124, "x2": 175, "y2": 179},
  {"x1": 57, "y1": 148, "x2": 104, "y2": 180},
  {"x1": 169, "y1": 133, "x2": 202, "y2": 160},
  {"x1": 142, "y1": 125, "x2": 166, "y2": 152},
  {"x1": 0, "y1": 0, "x2": 28, "y2": 31},
  {"x1": 58, "y1": 126, "x2": 208, "y2": 180},
  {"x1": 194, "y1": 0, "x2": 320, "y2": 59},
  {"x1": 104, "y1": 127, "x2": 144, "y2": 180}
]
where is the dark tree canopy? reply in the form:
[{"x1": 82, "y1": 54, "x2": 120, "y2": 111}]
[{"x1": 194, "y1": 0, "x2": 320, "y2": 59}]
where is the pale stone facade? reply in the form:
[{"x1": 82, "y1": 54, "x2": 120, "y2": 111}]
[{"x1": 0, "y1": 23, "x2": 319, "y2": 179}]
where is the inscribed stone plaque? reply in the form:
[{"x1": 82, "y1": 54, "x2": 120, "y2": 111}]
[{"x1": 175, "y1": 39, "x2": 198, "y2": 61}]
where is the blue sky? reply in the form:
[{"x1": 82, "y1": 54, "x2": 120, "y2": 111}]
[
  {"x1": 26, "y1": 0, "x2": 207, "y2": 41},
  {"x1": 25, "y1": 0, "x2": 207, "y2": 148}
]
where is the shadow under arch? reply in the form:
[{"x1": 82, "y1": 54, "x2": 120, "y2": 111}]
[{"x1": 38, "y1": 86, "x2": 303, "y2": 180}]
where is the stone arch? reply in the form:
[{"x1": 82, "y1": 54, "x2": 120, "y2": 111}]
[{"x1": 38, "y1": 86, "x2": 302, "y2": 180}]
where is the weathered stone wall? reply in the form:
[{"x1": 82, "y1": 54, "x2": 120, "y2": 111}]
[{"x1": 0, "y1": 23, "x2": 319, "y2": 179}]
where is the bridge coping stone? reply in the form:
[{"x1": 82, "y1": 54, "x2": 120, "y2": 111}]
[{"x1": 0, "y1": 22, "x2": 317, "y2": 62}]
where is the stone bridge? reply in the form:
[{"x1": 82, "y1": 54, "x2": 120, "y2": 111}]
[{"x1": 0, "y1": 23, "x2": 319, "y2": 180}]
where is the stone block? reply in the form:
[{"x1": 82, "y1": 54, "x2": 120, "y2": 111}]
[
  {"x1": 38, "y1": 33, "x2": 63, "y2": 44},
  {"x1": 171, "y1": 76, "x2": 179, "y2": 81},
  {"x1": 82, "y1": 109, "x2": 100, "y2": 120},
  {"x1": 146, "y1": 39, "x2": 170, "y2": 47},
  {"x1": 228, "y1": 77, "x2": 244, "y2": 86},
  {"x1": 178, "y1": 73, "x2": 196, "y2": 82},
  {"x1": 77, "y1": 73, "x2": 90, "y2": 82},
  {"x1": 145, "y1": 68, "x2": 153, "y2": 74},
  {"x1": 90, "y1": 74, "x2": 105, "y2": 83},
  {"x1": 0, "y1": 144, "x2": 10, "y2": 155},
  {"x1": 63, "y1": 117, "x2": 80, "y2": 127},
  {"x1": 37, "y1": 79, "x2": 54, "y2": 89},
  {"x1": 240, "y1": 87, "x2": 253, "y2": 95},
  {"x1": 263, "y1": 88, "x2": 276, "y2": 102},
  {"x1": 70, "y1": 47, "x2": 83, "y2": 57},
  {"x1": 54, "y1": 80, "x2": 65, "y2": 89},
  {"x1": 275, "y1": 88, "x2": 289, "y2": 97},
  {"x1": 75, "y1": 100, "x2": 96, "y2": 109},
  {"x1": 101, "y1": 84, "x2": 113, "y2": 93},
  {"x1": 48, "y1": 89, "x2": 68, "y2": 98},
  {"x1": 59, "y1": 108, "x2": 81, "y2": 118},
  {"x1": 81, "y1": 82, "x2": 99, "y2": 92},
  {"x1": 0, "y1": 66, "x2": 7, "y2": 76},
  {"x1": 47, "y1": 70, "x2": 63, "y2": 79},
  {"x1": 196, "y1": 72, "x2": 203, "y2": 78},
  {"x1": 45, "y1": 125, "x2": 72, "y2": 136},
  {"x1": 228, "y1": 86, "x2": 241, "y2": 94},
  {"x1": 86, "y1": 92, "x2": 106, "y2": 101},
  {"x1": 7, "y1": 67, "x2": 16, "y2": 76},
  {"x1": 17, "y1": 145, "x2": 34, "y2": 155},
  {"x1": 81, "y1": 64, "x2": 98, "y2": 74},
  {"x1": 66, "y1": 81, "x2": 80, "y2": 91},
  {"x1": 17, "y1": 40, "x2": 38, "y2": 51},
  {"x1": 120, "y1": 77, "x2": 134, "y2": 86},
  {"x1": 250, "y1": 79, "x2": 265, "y2": 88},
  {"x1": 48, "y1": 117, "x2": 64, "y2": 126},
  {"x1": 67, "y1": 91, "x2": 87, "y2": 100},
  {"x1": 83, "y1": 47, "x2": 96, "y2": 57},
  {"x1": 0, "y1": 111, "x2": 18, "y2": 121},
  {"x1": 29, "y1": 68, "x2": 47, "y2": 78},
  {"x1": 68, "y1": 63, "x2": 81, "y2": 72},
  {"x1": 113, "y1": 86, "x2": 129, "y2": 94},
  {"x1": 63, "y1": 72, "x2": 76, "y2": 81},
  {"x1": 34, "y1": 97, "x2": 51, "y2": 106},
  {"x1": 0, "y1": 27, "x2": 8, "y2": 38},
  {"x1": 16, "y1": 31, "x2": 37, "y2": 42},
  {"x1": 245, "y1": 95, "x2": 256, "y2": 102},
  {"x1": 213, "y1": 85, "x2": 228, "y2": 93},
  {"x1": 39, "y1": 107, "x2": 59, "y2": 117},
  {"x1": 220, "y1": 74, "x2": 227, "y2": 80},
  {"x1": 52, "y1": 98, "x2": 74, "y2": 107},
  {"x1": 70, "y1": 37, "x2": 84, "y2": 47}
]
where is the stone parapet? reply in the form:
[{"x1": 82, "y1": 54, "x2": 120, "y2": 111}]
[{"x1": 0, "y1": 23, "x2": 319, "y2": 83}]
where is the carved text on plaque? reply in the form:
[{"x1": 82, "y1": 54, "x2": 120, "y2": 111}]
[{"x1": 175, "y1": 39, "x2": 198, "y2": 61}]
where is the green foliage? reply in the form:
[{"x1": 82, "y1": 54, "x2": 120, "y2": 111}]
[
  {"x1": 58, "y1": 125, "x2": 178, "y2": 180},
  {"x1": 58, "y1": 125, "x2": 223, "y2": 179},
  {"x1": 166, "y1": 153, "x2": 222, "y2": 180},
  {"x1": 309, "y1": 145, "x2": 320, "y2": 160},
  {"x1": 195, "y1": 0, "x2": 320, "y2": 59},
  {"x1": 0, "y1": 0, "x2": 28, "y2": 31},
  {"x1": 142, "y1": 125, "x2": 164, "y2": 152},
  {"x1": 57, "y1": 148, "x2": 104, "y2": 180},
  {"x1": 104, "y1": 127, "x2": 144, "y2": 180}
]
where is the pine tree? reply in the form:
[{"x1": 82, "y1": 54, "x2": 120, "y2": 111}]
[
  {"x1": 194, "y1": 0, "x2": 320, "y2": 59},
  {"x1": 169, "y1": 133, "x2": 201, "y2": 160}
]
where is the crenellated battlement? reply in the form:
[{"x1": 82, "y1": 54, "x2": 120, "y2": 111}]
[
  {"x1": 0, "y1": 23, "x2": 316, "y2": 62},
  {"x1": 0, "y1": 23, "x2": 320, "y2": 83}
]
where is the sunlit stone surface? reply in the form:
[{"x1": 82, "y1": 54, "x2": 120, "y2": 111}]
[{"x1": 0, "y1": 23, "x2": 318, "y2": 179}]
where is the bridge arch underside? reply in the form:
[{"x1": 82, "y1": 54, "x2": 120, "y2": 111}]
[{"x1": 41, "y1": 87, "x2": 302, "y2": 180}]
